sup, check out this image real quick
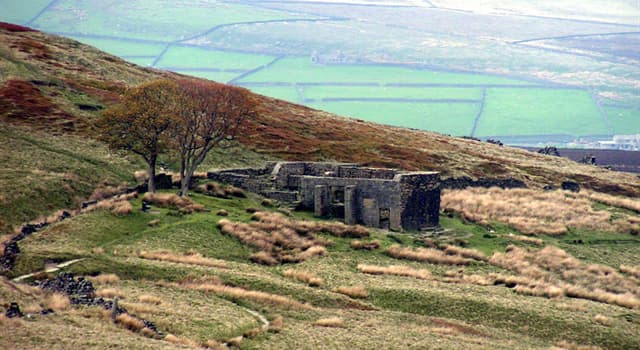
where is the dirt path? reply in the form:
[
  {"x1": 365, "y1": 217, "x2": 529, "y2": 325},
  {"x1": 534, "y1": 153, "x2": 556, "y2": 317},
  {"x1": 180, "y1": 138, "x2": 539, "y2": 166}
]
[
  {"x1": 12, "y1": 258, "x2": 86, "y2": 282},
  {"x1": 241, "y1": 306, "x2": 270, "y2": 331}
]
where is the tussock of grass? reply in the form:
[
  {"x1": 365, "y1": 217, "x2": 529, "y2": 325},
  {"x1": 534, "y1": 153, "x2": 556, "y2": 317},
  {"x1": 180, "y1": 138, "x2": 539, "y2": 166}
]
[
  {"x1": 195, "y1": 182, "x2": 245, "y2": 199},
  {"x1": 350, "y1": 240, "x2": 380, "y2": 250},
  {"x1": 593, "y1": 314, "x2": 612, "y2": 326},
  {"x1": 138, "y1": 294, "x2": 163, "y2": 305},
  {"x1": 95, "y1": 288, "x2": 125, "y2": 299},
  {"x1": 177, "y1": 279, "x2": 311, "y2": 310},
  {"x1": 489, "y1": 246, "x2": 640, "y2": 308},
  {"x1": 119, "y1": 301, "x2": 155, "y2": 314},
  {"x1": 133, "y1": 170, "x2": 148, "y2": 184},
  {"x1": 314, "y1": 317, "x2": 344, "y2": 328},
  {"x1": 620, "y1": 265, "x2": 640, "y2": 279},
  {"x1": 443, "y1": 270, "x2": 494, "y2": 286},
  {"x1": 110, "y1": 201, "x2": 132, "y2": 216},
  {"x1": 441, "y1": 244, "x2": 488, "y2": 261},
  {"x1": 147, "y1": 219, "x2": 160, "y2": 226},
  {"x1": 89, "y1": 273, "x2": 120, "y2": 284},
  {"x1": 82, "y1": 192, "x2": 137, "y2": 216},
  {"x1": 115, "y1": 313, "x2": 145, "y2": 332},
  {"x1": 283, "y1": 269, "x2": 324, "y2": 287},
  {"x1": 358, "y1": 264, "x2": 431, "y2": 280},
  {"x1": 164, "y1": 333, "x2": 201, "y2": 347},
  {"x1": 269, "y1": 315, "x2": 284, "y2": 333},
  {"x1": 218, "y1": 212, "x2": 344, "y2": 265},
  {"x1": 141, "y1": 192, "x2": 205, "y2": 214},
  {"x1": 506, "y1": 233, "x2": 543, "y2": 245},
  {"x1": 334, "y1": 286, "x2": 368, "y2": 298},
  {"x1": 89, "y1": 185, "x2": 129, "y2": 201},
  {"x1": 138, "y1": 250, "x2": 228, "y2": 268},
  {"x1": 442, "y1": 188, "x2": 639, "y2": 235},
  {"x1": 47, "y1": 293, "x2": 70, "y2": 311},
  {"x1": 582, "y1": 190, "x2": 640, "y2": 213},
  {"x1": 386, "y1": 245, "x2": 472, "y2": 265}
]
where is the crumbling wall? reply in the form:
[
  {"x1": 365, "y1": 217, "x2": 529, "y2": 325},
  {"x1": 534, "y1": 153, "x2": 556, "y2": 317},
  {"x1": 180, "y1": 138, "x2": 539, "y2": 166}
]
[{"x1": 397, "y1": 172, "x2": 440, "y2": 230}]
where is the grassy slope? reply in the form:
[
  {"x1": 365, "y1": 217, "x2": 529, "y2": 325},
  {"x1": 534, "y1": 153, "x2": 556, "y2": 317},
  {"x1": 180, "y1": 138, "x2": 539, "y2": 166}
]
[{"x1": 2, "y1": 192, "x2": 639, "y2": 349}]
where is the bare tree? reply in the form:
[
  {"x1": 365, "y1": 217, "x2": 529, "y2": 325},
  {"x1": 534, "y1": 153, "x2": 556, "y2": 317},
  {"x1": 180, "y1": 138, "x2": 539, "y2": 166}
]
[{"x1": 173, "y1": 79, "x2": 254, "y2": 196}]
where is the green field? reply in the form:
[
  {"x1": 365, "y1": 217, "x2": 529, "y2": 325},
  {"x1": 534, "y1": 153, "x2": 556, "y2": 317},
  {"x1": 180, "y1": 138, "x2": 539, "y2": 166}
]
[
  {"x1": 475, "y1": 88, "x2": 610, "y2": 137},
  {"x1": 309, "y1": 101, "x2": 479, "y2": 136},
  {"x1": 156, "y1": 46, "x2": 275, "y2": 70},
  {"x1": 606, "y1": 106, "x2": 640, "y2": 135},
  {"x1": 302, "y1": 86, "x2": 484, "y2": 100},
  {"x1": 238, "y1": 57, "x2": 534, "y2": 85},
  {"x1": 1, "y1": 0, "x2": 50, "y2": 25},
  {"x1": 1, "y1": 1, "x2": 637, "y2": 143},
  {"x1": 33, "y1": 0, "x2": 309, "y2": 42}
]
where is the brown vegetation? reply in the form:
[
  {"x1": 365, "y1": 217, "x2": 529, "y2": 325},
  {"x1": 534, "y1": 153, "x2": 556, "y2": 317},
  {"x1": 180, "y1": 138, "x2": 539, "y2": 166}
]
[
  {"x1": 350, "y1": 240, "x2": 381, "y2": 250},
  {"x1": 582, "y1": 190, "x2": 640, "y2": 213},
  {"x1": 95, "y1": 288, "x2": 125, "y2": 299},
  {"x1": 358, "y1": 264, "x2": 432, "y2": 280},
  {"x1": 314, "y1": 317, "x2": 345, "y2": 328},
  {"x1": 620, "y1": 265, "x2": 640, "y2": 279},
  {"x1": 195, "y1": 182, "x2": 245, "y2": 199},
  {"x1": 506, "y1": 233, "x2": 543, "y2": 246},
  {"x1": 218, "y1": 211, "x2": 366, "y2": 265},
  {"x1": 176, "y1": 279, "x2": 311, "y2": 309},
  {"x1": 334, "y1": 286, "x2": 368, "y2": 298},
  {"x1": 89, "y1": 273, "x2": 120, "y2": 284},
  {"x1": 489, "y1": 246, "x2": 640, "y2": 308},
  {"x1": 282, "y1": 269, "x2": 324, "y2": 287},
  {"x1": 141, "y1": 192, "x2": 205, "y2": 213},
  {"x1": 386, "y1": 245, "x2": 473, "y2": 265},
  {"x1": 138, "y1": 250, "x2": 227, "y2": 268},
  {"x1": 269, "y1": 315, "x2": 284, "y2": 333},
  {"x1": 47, "y1": 293, "x2": 70, "y2": 311},
  {"x1": 138, "y1": 294, "x2": 163, "y2": 305},
  {"x1": 442, "y1": 188, "x2": 639, "y2": 235}
]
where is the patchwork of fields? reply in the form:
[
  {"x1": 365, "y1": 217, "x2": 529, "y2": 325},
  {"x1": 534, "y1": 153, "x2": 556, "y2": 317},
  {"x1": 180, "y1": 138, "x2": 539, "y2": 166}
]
[{"x1": 2, "y1": 0, "x2": 638, "y2": 144}]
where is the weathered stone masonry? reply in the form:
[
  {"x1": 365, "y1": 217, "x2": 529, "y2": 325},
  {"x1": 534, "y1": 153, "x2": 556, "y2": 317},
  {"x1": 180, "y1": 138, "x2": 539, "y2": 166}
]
[{"x1": 208, "y1": 162, "x2": 440, "y2": 231}]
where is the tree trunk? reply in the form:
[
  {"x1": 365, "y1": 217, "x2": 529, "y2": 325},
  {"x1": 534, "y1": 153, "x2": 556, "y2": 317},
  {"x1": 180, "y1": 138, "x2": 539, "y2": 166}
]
[{"x1": 147, "y1": 154, "x2": 157, "y2": 193}]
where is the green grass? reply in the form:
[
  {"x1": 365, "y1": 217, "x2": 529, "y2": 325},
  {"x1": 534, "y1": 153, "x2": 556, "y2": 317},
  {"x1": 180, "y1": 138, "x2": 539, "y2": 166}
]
[
  {"x1": 6, "y1": 189, "x2": 640, "y2": 349},
  {"x1": 0, "y1": 0, "x2": 51, "y2": 25},
  {"x1": 31, "y1": 0, "x2": 311, "y2": 42},
  {"x1": 606, "y1": 106, "x2": 640, "y2": 134},
  {"x1": 238, "y1": 57, "x2": 535, "y2": 85},
  {"x1": 476, "y1": 88, "x2": 610, "y2": 137},
  {"x1": 156, "y1": 46, "x2": 275, "y2": 70},
  {"x1": 309, "y1": 101, "x2": 479, "y2": 136},
  {"x1": 302, "y1": 86, "x2": 484, "y2": 100}
]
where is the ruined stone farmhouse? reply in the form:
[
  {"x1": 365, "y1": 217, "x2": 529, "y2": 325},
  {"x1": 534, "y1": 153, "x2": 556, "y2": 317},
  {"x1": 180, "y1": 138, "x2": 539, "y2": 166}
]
[{"x1": 208, "y1": 162, "x2": 441, "y2": 231}]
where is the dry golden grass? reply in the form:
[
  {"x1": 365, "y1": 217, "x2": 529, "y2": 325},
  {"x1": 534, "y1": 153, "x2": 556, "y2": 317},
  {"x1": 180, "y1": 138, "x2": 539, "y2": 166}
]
[
  {"x1": 441, "y1": 245, "x2": 488, "y2": 261},
  {"x1": 334, "y1": 286, "x2": 368, "y2": 298},
  {"x1": 357, "y1": 264, "x2": 432, "y2": 280},
  {"x1": 218, "y1": 212, "x2": 341, "y2": 265},
  {"x1": 133, "y1": 170, "x2": 148, "y2": 184},
  {"x1": 111, "y1": 200, "x2": 132, "y2": 216},
  {"x1": 314, "y1": 317, "x2": 345, "y2": 328},
  {"x1": 489, "y1": 246, "x2": 640, "y2": 308},
  {"x1": 47, "y1": 293, "x2": 70, "y2": 311},
  {"x1": 164, "y1": 333, "x2": 202, "y2": 347},
  {"x1": 227, "y1": 336, "x2": 243, "y2": 347},
  {"x1": 386, "y1": 245, "x2": 472, "y2": 265},
  {"x1": 119, "y1": 301, "x2": 155, "y2": 314},
  {"x1": 89, "y1": 273, "x2": 120, "y2": 284},
  {"x1": 269, "y1": 315, "x2": 284, "y2": 333},
  {"x1": 350, "y1": 240, "x2": 381, "y2": 250},
  {"x1": 593, "y1": 314, "x2": 612, "y2": 326},
  {"x1": 177, "y1": 280, "x2": 311, "y2": 310},
  {"x1": 95, "y1": 288, "x2": 125, "y2": 299},
  {"x1": 443, "y1": 270, "x2": 494, "y2": 286},
  {"x1": 620, "y1": 265, "x2": 640, "y2": 279},
  {"x1": 142, "y1": 192, "x2": 205, "y2": 214},
  {"x1": 506, "y1": 233, "x2": 544, "y2": 246},
  {"x1": 582, "y1": 190, "x2": 640, "y2": 213},
  {"x1": 205, "y1": 339, "x2": 229, "y2": 350},
  {"x1": 115, "y1": 313, "x2": 145, "y2": 332},
  {"x1": 138, "y1": 294, "x2": 163, "y2": 305},
  {"x1": 138, "y1": 250, "x2": 228, "y2": 268},
  {"x1": 442, "y1": 188, "x2": 639, "y2": 235},
  {"x1": 147, "y1": 219, "x2": 160, "y2": 227},
  {"x1": 195, "y1": 182, "x2": 246, "y2": 199},
  {"x1": 283, "y1": 269, "x2": 324, "y2": 287}
]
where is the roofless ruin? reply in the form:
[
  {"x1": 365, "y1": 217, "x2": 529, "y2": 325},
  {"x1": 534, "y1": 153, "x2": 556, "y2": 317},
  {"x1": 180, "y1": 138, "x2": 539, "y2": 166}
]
[{"x1": 208, "y1": 162, "x2": 440, "y2": 231}]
